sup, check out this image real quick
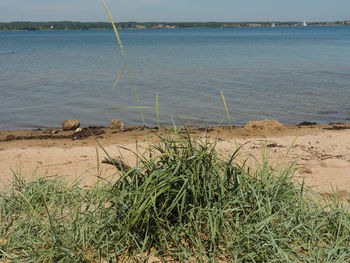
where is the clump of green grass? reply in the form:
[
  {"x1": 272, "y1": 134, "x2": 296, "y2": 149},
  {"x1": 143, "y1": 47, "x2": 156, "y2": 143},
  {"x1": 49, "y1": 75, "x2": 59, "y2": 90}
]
[{"x1": 1, "y1": 130, "x2": 350, "y2": 262}]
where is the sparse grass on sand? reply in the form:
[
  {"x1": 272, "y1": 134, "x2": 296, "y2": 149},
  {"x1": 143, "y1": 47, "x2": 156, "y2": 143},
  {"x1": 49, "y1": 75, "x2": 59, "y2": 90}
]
[{"x1": 1, "y1": 129, "x2": 350, "y2": 262}]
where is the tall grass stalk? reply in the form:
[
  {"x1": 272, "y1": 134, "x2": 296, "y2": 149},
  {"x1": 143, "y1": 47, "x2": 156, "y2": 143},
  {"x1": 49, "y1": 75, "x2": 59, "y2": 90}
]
[
  {"x1": 220, "y1": 89, "x2": 244, "y2": 165},
  {"x1": 102, "y1": 0, "x2": 145, "y2": 125},
  {"x1": 155, "y1": 92, "x2": 160, "y2": 130},
  {"x1": 113, "y1": 63, "x2": 126, "y2": 89},
  {"x1": 220, "y1": 90, "x2": 231, "y2": 126}
]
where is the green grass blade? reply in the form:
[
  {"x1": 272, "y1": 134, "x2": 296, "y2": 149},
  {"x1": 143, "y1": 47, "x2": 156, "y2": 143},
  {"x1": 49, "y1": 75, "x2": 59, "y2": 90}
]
[
  {"x1": 220, "y1": 90, "x2": 231, "y2": 126},
  {"x1": 108, "y1": 106, "x2": 153, "y2": 110},
  {"x1": 156, "y1": 92, "x2": 160, "y2": 130},
  {"x1": 113, "y1": 64, "x2": 126, "y2": 89}
]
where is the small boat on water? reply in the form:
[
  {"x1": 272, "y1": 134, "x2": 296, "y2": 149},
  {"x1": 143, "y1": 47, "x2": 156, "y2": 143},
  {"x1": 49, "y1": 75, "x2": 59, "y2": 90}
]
[
  {"x1": 303, "y1": 21, "x2": 307, "y2": 27},
  {"x1": 272, "y1": 22, "x2": 275, "y2": 28}
]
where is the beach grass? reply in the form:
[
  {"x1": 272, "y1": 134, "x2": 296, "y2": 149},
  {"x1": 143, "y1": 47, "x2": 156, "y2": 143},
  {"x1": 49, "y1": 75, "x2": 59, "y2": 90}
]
[{"x1": 1, "y1": 130, "x2": 350, "y2": 262}]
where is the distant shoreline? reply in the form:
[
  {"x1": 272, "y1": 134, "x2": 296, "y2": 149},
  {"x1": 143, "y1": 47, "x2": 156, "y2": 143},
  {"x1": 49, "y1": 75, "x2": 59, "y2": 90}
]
[
  {"x1": 0, "y1": 21, "x2": 349, "y2": 31},
  {"x1": 0, "y1": 25, "x2": 348, "y2": 32}
]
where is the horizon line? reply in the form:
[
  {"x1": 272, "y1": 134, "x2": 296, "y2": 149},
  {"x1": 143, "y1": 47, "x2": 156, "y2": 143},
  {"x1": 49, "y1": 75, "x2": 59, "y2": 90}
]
[{"x1": 1, "y1": 19, "x2": 349, "y2": 23}]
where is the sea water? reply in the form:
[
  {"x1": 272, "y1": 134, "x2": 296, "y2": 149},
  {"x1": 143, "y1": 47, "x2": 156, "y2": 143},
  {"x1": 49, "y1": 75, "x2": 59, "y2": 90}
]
[{"x1": 0, "y1": 26, "x2": 350, "y2": 129}]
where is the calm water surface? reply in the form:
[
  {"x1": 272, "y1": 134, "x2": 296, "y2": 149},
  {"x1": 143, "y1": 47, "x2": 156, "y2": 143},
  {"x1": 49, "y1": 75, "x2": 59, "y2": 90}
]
[{"x1": 1, "y1": 27, "x2": 350, "y2": 129}]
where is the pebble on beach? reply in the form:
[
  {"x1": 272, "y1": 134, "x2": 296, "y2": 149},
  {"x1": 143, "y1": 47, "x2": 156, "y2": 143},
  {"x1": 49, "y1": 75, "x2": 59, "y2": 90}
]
[
  {"x1": 43, "y1": 128, "x2": 59, "y2": 134},
  {"x1": 110, "y1": 120, "x2": 125, "y2": 130},
  {"x1": 74, "y1": 128, "x2": 83, "y2": 133},
  {"x1": 62, "y1": 120, "x2": 80, "y2": 131}
]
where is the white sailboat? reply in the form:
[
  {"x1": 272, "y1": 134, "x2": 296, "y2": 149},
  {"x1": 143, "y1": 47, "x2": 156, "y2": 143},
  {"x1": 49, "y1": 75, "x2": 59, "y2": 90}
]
[
  {"x1": 272, "y1": 22, "x2": 275, "y2": 28},
  {"x1": 303, "y1": 21, "x2": 307, "y2": 27}
]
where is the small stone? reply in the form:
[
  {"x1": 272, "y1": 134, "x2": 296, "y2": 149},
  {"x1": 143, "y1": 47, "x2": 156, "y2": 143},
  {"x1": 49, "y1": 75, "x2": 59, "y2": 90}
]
[
  {"x1": 244, "y1": 120, "x2": 285, "y2": 132},
  {"x1": 43, "y1": 128, "x2": 58, "y2": 134},
  {"x1": 110, "y1": 120, "x2": 125, "y2": 130},
  {"x1": 62, "y1": 120, "x2": 80, "y2": 131},
  {"x1": 74, "y1": 128, "x2": 83, "y2": 133}
]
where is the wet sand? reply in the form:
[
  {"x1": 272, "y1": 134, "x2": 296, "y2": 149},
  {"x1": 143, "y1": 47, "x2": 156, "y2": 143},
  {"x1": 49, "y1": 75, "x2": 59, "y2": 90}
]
[{"x1": 1, "y1": 122, "x2": 350, "y2": 196}]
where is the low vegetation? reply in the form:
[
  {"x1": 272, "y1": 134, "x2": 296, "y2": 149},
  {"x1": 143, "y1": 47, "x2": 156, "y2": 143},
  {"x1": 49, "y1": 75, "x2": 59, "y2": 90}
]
[
  {"x1": 1, "y1": 130, "x2": 350, "y2": 262},
  {"x1": 0, "y1": 21, "x2": 348, "y2": 31}
]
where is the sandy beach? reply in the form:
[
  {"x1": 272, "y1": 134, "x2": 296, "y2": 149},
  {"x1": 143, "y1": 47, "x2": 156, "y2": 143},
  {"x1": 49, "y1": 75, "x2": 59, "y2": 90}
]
[{"x1": 1, "y1": 121, "x2": 349, "y2": 196}]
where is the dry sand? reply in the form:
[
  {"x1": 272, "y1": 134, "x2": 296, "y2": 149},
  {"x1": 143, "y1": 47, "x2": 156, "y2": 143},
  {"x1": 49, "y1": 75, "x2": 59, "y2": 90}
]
[{"x1": 1, "y1": 122, "x2": 350, "y2": 196}]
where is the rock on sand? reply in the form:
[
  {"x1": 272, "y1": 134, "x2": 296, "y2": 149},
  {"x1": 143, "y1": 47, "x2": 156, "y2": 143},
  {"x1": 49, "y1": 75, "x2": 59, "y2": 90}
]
[
  {"x1": 244, "y1": 120, "x2": 285, "y2": 133},
  {"x1": 62, "y1": 120, "x2": 80, "y2": 131},
  {"x1": 110, "y1": 120, "x2": 125, "y2": 130}
]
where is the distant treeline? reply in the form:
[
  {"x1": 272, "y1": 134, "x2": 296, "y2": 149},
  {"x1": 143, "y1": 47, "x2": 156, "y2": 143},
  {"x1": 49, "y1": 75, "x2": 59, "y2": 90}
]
[{"x1": 0, "y1": 21, "x2": 349, "y2": 31}]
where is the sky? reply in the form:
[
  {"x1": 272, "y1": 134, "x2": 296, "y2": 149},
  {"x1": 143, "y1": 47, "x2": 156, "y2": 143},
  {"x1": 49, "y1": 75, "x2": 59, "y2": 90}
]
[{"x1": 0, "y1": 0, "x2": 349, "y2": 22}]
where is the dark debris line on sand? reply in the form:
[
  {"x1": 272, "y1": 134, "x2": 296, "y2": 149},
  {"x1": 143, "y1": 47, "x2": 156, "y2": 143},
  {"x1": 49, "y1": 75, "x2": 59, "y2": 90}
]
[
  {"x1": 1, "y1": 127, "x2": 106, "y2": 142},
  {"x1": 297, "y1": 122, "x2": 318, "y2": 126},
  {"x1": 324, "y1": 123, "x2": 350, "y2": 131}
]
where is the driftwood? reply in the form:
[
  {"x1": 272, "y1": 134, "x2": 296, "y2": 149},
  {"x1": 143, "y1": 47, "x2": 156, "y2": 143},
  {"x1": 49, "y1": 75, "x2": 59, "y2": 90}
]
[{"x1": 101, "y1": 157, "x2": 131, "y2": 171}]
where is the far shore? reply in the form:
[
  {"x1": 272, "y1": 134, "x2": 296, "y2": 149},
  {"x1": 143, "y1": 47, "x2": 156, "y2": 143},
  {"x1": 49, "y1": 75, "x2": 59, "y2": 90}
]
[
  {"x1": 0, "y1": 24, "x2": 349, "y2": 32},
  {"x1": 1, "y1": 121, "x2": 350, "y2": 198},
  {"x1": 1, "y1": 20, "x2": 349, "y2": 32}
]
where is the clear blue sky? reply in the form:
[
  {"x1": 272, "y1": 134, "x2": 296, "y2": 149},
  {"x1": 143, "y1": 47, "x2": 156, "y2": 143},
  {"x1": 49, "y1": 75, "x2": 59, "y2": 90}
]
[{"x1": 1, "y1": 0, "x2": 349, "y2": 22}]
